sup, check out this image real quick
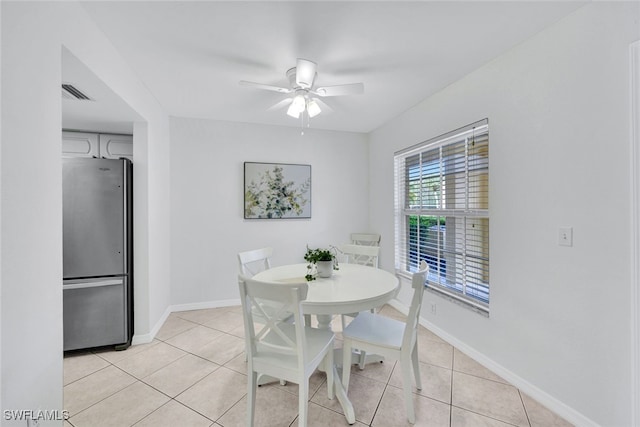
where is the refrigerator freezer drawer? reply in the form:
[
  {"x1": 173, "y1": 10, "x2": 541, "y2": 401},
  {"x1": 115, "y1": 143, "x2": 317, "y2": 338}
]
[{"x1": 63, "y1": 277, "x2": 128, "y2": 351}]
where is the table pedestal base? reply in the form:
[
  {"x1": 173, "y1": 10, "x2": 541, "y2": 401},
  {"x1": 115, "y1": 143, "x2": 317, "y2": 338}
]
[{"x1": 333, "y1": 364, "x2": 356, "y2": 425}]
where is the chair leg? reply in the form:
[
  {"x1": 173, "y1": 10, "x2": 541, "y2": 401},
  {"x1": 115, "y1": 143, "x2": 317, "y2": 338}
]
[
  {"x1": 247, "y1": 370, "x2": 257, "y2": 427},
  {"x1": 326, "y1": 349, "x2": 335, "y2": 400},
  {"x1": 299, "y1": 380, "x2": 309, "y2": 427},
  {"x1": 358, "y1": 350, "x2": 367, "y2": 370},
  {"x1": 411, "y1": 344, "x2": 422, "y2": 391},
  {"x1": 342, "y1": 340, "x2": 353, "y2": 394},
  {"x1": 401, "y1": 353, "x2": 416, "y2": 424}
]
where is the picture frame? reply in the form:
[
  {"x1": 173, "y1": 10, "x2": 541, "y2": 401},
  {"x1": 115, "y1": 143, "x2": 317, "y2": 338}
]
[{"x1": 244, "y1": 162, "x2": 312, "y2": 219}]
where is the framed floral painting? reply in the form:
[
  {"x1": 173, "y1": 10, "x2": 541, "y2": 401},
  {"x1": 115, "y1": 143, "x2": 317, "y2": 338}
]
[{"x1": 244, "y1": 162, "x2": 312, "y2": 219}]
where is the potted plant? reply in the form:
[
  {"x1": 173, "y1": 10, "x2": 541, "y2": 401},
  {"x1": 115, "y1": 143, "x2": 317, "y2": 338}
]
[{"x1": 304, "y1": 246, "x2": 339, "y2": 281}]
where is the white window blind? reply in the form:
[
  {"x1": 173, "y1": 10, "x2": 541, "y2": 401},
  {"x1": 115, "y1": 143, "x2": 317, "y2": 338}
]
[{"x1": 394, "y1": 119, "x2": 489, "y2": 312}]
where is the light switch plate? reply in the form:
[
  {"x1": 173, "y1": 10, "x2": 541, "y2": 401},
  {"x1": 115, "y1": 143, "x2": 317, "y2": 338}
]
[{"x1": 559, "y1": 226, "x2": 573, "y2": 247}]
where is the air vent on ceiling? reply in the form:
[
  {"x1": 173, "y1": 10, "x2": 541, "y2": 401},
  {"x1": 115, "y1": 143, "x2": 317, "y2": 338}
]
[{"x1": 61, "y1": 83, "x2": 93, "y2": 101}]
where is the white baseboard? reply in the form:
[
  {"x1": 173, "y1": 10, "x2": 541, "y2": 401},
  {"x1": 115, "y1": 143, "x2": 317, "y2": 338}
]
[
  {"x1": 131, "y1": 305, "x2": 172, "y2": 345},
  {"x1": 170, "y1": 298, "x2": 241, "y2": 313},
  {"x1": 387, "y1": 299, "x2": 599, "y2": 427},
  {"x1": 130, "y1": 299, "x2": 242, "y2": 345}
]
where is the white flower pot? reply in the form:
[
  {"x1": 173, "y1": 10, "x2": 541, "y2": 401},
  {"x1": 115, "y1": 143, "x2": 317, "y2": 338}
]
[{"x1": 316, "y1": 261, "x2": 334, "y2": 278}]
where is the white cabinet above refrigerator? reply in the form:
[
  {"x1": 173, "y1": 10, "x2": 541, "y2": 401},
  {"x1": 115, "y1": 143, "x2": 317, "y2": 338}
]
[{"x1": 62, "y1": 130, "x2": 132, "y2": 160}]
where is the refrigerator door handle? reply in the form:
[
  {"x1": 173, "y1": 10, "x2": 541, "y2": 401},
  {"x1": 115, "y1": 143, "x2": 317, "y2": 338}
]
[{"x1": 63, "y1": 279, "x2": 122, "y2": 290}]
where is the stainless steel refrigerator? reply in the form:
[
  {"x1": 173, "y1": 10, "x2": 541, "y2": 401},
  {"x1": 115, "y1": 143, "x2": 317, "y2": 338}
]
[{"x1": 63, "y1": 157, "x2": 133, "y2": 351}]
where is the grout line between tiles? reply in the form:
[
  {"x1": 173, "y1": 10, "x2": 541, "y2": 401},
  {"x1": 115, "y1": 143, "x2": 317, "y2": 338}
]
[
  {"x1": 65, "y1": 305, "x2": 562, "y2": 427},
  {"x1": 518, "y1": 389, "x2": 533, "y2": 427}
]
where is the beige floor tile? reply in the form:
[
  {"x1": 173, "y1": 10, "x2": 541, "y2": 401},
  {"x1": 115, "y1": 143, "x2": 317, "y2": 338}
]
[
  {"x1": 228, "y1": 323, "x2": 246, "y2": 338},
  {"x1": 70, "y1": 382, "x2": 169, "y2": 427},
  {"x1": 417, "y1": 325, "x2": 449, "y2": 345},
  {"x1": 203, "y1": 311, "x2": 245, "y2": 332},
  {"x1": 192, "y1": 333, "x2": 245, "y2": 365},
  {"x1": 268, "y1": 369, "x2": 328, "y2": 399},
  {"x1": 306, "y1": 402, "x2": 369, "y2": 427},
  {"x1": 349, "y1": 356, "x2": 395, "y2": 384},
  {"x1": 225, "y1": 305, "x2": 244, "y2": 315},
  {"x1": 155, "y1": 316, "x2": 198, "y2": 341},
  {"x1": 93, "y1": 340, "x2": 161, "y2": 364},
  {"x1": 62, "y1": 306, "x2": 569, "y2": 427},
  {"x1": 134, "y1": 400, "x2": 213, "y2": 427},
  {"x1": 372, "y1": 385, "x2": 451, "y2": 427},
  {"x1": 217, "y1": 382, "x2": 300, "y2": 427},
  {"x1": 453, "y1": 349, "x2": 506, "y2": 384},
  {"x1": 521, "y1": 393, "x2": 575, "y2": 427},
  {"x1": 142, "y1": 354, "x2": 219, "y2": 397},
  {"x1": 452, "y1": 371, "x2": 528, "y2": 427},
  {"x1": 224, "y1": 353, "x2": 248, "y2": 375},
  {"x1": 165, "y1": 325, "x2": 224, "y2": 353},
  {"x1": 174, "y1": 308, "x2": 228, "y2": 325},
  {"x1": 176, "y1": 366, "x2": 247, "y2": 421},
  {"x1": 451, "y1": 406, "x2": 515, "y2": 426},
  {"x1": 377, "y1": 305, "x2": 407, "y2": 321},
  {"x1": 115, "y1": 341, "x2": 186, "y2": 379},
  {"x1": 311, "y1": 370, "x2": 386, "y2": 425},
  {"x1": 64, "y1": 352, "x2": 110, "y2": 385},
  {"x1": 63, "y1": 365, "x2": 136, "y2": 416},
  {"x1": 418, "y1": 338, "x2": 454, "y2": 369},
  {"x1": 389, "y1": 360, "x2": 452, "y2": 404}
]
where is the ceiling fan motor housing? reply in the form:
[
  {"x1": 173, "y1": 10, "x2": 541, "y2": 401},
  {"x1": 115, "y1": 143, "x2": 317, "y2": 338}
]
[{"x1": 287, "y1": 59, "x2": 317, "y2": 89}]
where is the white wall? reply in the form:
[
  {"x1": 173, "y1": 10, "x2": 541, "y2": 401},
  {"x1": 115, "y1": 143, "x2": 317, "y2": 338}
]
[
  {"x1": 1, "y1": 2, "x2": 171, "y2": 424},
  {"x1": 170, "y1": 117, "x2": 369, "y2": 306},
  {"x1": 369, "y1": 3, "x2": 639, "y2": 426}
]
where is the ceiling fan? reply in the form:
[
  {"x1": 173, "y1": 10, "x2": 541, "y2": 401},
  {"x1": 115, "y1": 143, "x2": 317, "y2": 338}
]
[{"x1": 239, "y1": 58, "x2": 364, "y2": 120}]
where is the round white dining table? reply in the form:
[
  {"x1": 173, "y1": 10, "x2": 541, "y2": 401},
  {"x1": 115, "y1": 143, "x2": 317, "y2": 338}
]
[
  {"x1": 253, "y1": 263, "x2": 399, "y2": 328},
  {"x1": 252, "y1": 262, "x2": 399, "y2": 424}
]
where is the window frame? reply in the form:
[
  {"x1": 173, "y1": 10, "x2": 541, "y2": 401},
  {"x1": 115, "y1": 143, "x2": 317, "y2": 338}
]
[{"x1": 394, "y1": 119, "x2": 490, "y2": 313}]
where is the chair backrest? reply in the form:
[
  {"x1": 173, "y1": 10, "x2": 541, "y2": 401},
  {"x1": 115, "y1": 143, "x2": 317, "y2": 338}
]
[
  {"x1": 350, "y1": 233, "x2": 381, "y2": 246},
  {"x1": 402, "y1": 261, "x2": 429, "y2": 350},
  {"x1": 339, "y1": 244, "x2": 380, "y2": 268},
  {"x1": 238, "y1": 247, "x2": 274, "y2": 277},
  {"x1": 238, "y1": 275, "x2": 308, "y2": 365}
]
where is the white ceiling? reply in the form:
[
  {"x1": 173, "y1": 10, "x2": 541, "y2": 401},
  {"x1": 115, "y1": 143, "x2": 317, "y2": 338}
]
[
  {"x1": 66, "y1": 1, "x2": 586, "y2": 134},
  {"x1": 62, "y1": 48, "x2": 141, "y2": 134}
]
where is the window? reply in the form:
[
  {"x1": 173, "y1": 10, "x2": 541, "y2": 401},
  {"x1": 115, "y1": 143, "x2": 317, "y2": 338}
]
[{"x1": 394, "y1": 119, "x2": 489, "y2": 313}]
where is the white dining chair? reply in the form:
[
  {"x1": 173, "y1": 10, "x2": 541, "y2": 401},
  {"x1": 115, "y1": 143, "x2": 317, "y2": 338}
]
[
  {"x1": 238, "y1": 247, "x2": 290, "y2": 385},
  {"x1": 338, "y1": 244, "x2": 382, "y2": 368},
  {"x1": 238, "y1": 246, "x2": 274, "y2": 277},
  {"x1": 339, "y1": 243, "x2": 380, "y2": 268},
  {"x1": 338, "y1": 244, "x2": 381, "y2": 327},
  {"x1": 350, "y1": 232, "x2": 381, "y2": 246},
  {"x1": 238, "y1": 275, "x2": 335, "y2": 427},
  {"x1": 341, "y1": 261, "x2": 429, "y2": 424}
]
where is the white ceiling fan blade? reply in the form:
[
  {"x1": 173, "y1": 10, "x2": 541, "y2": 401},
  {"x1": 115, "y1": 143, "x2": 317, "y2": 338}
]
[
  {"x1": 267, "y1": 98, "x2": 293, "y2": 111},
  {"x1": 295, "y1": 59, "x2": 317, "y2": 88},
  {"x1": 239, "y1": 80, "x2": 292, "y2": 94},
  {"x1": 313, "y1": 83, "x2": 364, "y2": 97}
]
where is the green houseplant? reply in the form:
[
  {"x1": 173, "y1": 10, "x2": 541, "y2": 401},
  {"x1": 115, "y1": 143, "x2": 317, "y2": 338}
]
[{"x1": 304, "y1": 246, "x2": 339, "y2": 281}]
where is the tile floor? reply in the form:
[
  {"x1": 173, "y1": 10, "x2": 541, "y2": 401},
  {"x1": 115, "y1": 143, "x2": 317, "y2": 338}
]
[{"x1": 63, "y1": 305, "x2": 574, "y2": 427}]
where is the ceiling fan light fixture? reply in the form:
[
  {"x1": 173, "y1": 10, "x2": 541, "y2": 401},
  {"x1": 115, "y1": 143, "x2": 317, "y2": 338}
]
[
  {"x1": 287, "y1": 93, "x2": 306, "y2": 118},
  {"x1": 286, "y1": 102, "x2": 301, "y2": 118},
  {"x1": 307, "y1": 99, "x2": 321, "y2": 118}
]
